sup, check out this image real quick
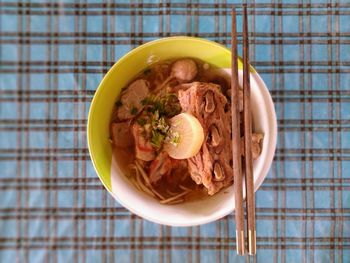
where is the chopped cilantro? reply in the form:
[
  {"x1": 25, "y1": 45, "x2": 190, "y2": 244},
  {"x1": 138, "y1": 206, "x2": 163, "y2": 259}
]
[
  {"x1": 133, "y1": 92, "x2": 182, "y2": 151},
  {"x1": 137, "y1": 118, "x2": 147, "y2": 126},
  {"x1": 141, "y1": 98, "x2": 148, "y2": 106},
  {"x1": 141, "y1": 94, "x2": 181, "y2": 117},
  {"x1": 115, "y1": 100, "x2": 122, "y2": 107},
  {"x1": 153, "y1": 110, "x2": 159, "y2": 121},
  {"x1": 151, "y1": 130, "x2": 165, "y2": 149},
  {"x1": 154, "y1": 101, "x2": 164, "y2": 113},
  {"x1": 130, "y1": 107, "x2": 138, "y2": 115},
  {"x1": 143, "y1": 68, "x2": 151, "y2": 75},
  {"x1": 163, "y1": 93, "x2": 181, "y2": 117}
]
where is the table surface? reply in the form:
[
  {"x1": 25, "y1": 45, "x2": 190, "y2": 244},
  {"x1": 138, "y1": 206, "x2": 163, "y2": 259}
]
[{"x1": 1, "y1": 1, "x2": 350, "y2": 262}]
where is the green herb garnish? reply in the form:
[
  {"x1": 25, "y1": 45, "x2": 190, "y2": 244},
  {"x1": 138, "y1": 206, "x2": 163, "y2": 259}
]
[
  {"x1": 143, "y1": 68, "x2": 151, "y2": 75},
  {"x1": 137, "y1": 93, "x2": 182, "y2": 151},
  {"x1": 130, "y1": 106, "x2": 138, "y2": 115},
  {"x1": 151, "y1": 130, "x2": 165, "y2": 149},
  {"x1": 115, "y1": 100, "x2": 122, "y2": 107},
  {"x1": 141, "y1": 98, "x2": 148, "y2": 106},
  {"x1": 137, "y1": 118, "x2": 147, "y2": 126},
  {"x1": 141, "y1": 93, "x2": 181, "y2": 117}
]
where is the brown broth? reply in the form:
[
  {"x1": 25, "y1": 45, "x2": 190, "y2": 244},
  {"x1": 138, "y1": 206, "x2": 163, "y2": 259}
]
[
  {"x1": 112, "y1": 145, "x2": 210, "y2": 203},
  {"x1": 112, "y1": 146, "x2": 134, "y2": 175}
]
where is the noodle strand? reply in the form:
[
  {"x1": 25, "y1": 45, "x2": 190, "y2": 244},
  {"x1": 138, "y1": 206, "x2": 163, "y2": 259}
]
[
  {"x1": 134, "y1": 160, "x2": 166, "y2": 200},
  {"x1": 160, "y1": 190, "x2": 191, "y2": 204}
]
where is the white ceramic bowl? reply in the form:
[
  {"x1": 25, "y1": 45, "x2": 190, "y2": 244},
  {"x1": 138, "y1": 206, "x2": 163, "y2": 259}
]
[{"x1": 88, "y1": 37, "x2": 277, "y2": 226}]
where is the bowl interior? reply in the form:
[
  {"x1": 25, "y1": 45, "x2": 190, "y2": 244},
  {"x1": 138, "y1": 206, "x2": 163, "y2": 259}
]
[{"x1": 87, "y1": 37, "x2": 277, "y2": 226}]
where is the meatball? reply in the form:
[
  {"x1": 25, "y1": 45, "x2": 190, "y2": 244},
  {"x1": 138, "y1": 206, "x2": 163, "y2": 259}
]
[{"x1": 171, "y1": 59, "x2": 198, "y2": 83}]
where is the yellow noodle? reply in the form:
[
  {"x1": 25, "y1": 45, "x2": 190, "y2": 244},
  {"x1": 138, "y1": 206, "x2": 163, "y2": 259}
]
[
  {"x1": 160, "y1": 190, "x2": 190, "y2": 204},
  {"x1": 178, "y1": 185, "x2": 192, "y2": 192},
  {"x1": 139, "y1": 181, "x2": 156, "y2": 198},
  {"x1": 134, "y1": 161, "x2": 151, "y2": 186},
  {"x1": 128, "y1": 149, "x2": 190, "y2": 203},
  {"x1": 150, "y1": 189, "x2": 166, "y2": 200},
  {"x1": 129, "y1": 177, "x2": 142, "y2": 192},
  {"x1": 134, "y1": 170, "x2": 156, "y2": 198},
  {"x1": 165, "y1": 198, "x2": 185, "y2": 205},
  {"x1": 128, "y1": 165, "x2": 143, "y2": 192},
  {"x1": 134, "y1": 160, "x2": 166, "y2": 200},
  {"x1": 166, "y1": 189, "x2": 179, "y2": 196},
  {"x1": 127, "y1": 164, "x2": 138, "y2": 178},
  {"x1": 128, "y1": 163, "x2": 156, "y2": 197}
]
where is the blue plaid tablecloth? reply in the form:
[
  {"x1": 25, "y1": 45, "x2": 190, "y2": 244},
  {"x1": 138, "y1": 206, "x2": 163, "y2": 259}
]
[{"x1": 1, "y1": 1, "x2": 350, "y2": 262}]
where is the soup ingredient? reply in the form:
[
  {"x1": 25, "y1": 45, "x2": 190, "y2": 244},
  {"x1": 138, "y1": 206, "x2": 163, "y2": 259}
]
[
  {"x1": 110, "y1": 121, "x2": 134, "y2": 148},
  {"x1": 251, "y1": 133, "x2": 264, "y2": 158},
  {"x1": 164, "y1": 112, "x2": 204, "y2": 160},
  {"x1": 208, "y1": 125, "x2": 221, "y2": 147},
  {"x1": 204, "y1": 90, "x2": 215, "y2": 113},
  {"x1": 132, "y1": 123, "x2": 156, "y2": 161},
  {"x1": 171, "y1": 59, "x2": 198, "y2": 83},
  {"x1": 117, "y1": 79, "x2": 150, "y2": 120},
  {"x1": 241, "y1": 133, "x2": 264, "y2": 159},
  {"x1": 177, "y1": 82, "x2": 233, "y2": 195},
  {"x1": 149, "y1": 151, "x2": 172, "y2": 184},
  {"x1": 142, "y1": 93, "x2": 182, "y2": 118},
  {"x1": 129, "y1": 93, "x2": 183, "y2": 155},
  {"x1": 213, "y1": 162, "x2": 225, "y2": 181}
]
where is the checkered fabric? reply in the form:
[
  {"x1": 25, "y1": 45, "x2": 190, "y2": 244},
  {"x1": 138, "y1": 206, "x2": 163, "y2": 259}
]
[{"x1": 1, "y1": 1, "x2": 350, "y2": 262}]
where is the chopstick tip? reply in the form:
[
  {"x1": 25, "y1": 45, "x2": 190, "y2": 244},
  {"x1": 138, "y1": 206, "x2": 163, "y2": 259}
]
[
  {"x1": 236, "y1": 230, "x2": 245, "y2": 255},
  {"x1": 248, "y1": 230, "x2": 257, "y2": 255}
]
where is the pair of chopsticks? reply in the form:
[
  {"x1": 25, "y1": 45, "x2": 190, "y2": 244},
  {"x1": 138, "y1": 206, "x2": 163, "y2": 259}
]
[{"x1": 231, "y1": 5, "x2": 256, "y2": 256}]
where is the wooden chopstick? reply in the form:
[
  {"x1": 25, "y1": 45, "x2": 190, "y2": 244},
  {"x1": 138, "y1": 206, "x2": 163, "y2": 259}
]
[
  {"x1": 242, "y1": 4, "x2": 256, "y2": 255},
  {"x1": 231, "y1": 6, "x2": 245, "y2": 256}
]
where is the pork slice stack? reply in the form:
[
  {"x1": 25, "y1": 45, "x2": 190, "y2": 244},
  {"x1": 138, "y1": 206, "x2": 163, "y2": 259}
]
[{"x1": 177, "y1": 82, "x2": 233, "y2": 195}]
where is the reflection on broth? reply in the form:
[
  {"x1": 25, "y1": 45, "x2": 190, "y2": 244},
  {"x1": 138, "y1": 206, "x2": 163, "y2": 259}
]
[{"x1": 110, "y1": 58, "x2": 264, "y2": 204}]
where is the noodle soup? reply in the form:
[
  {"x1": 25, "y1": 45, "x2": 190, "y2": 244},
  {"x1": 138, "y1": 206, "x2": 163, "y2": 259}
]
[{"x1": 109, "y1": 58, "x2": 263, "y2": 204}]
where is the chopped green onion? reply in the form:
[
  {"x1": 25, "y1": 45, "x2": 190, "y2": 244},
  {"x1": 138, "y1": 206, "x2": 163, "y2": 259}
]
[
  {"x1": 141, "y1": 97, "x2": 149, "y2": 106},
  {"x1": 151, "y1": 130, "x2": 165, "y2": 149},
  {"x1": 137, "y1": 118, "x2": 147, "y2": 126},
  {"x1": 143, "y1": 68, "x2": 151, "y2": 75},
  {"x1": 115, "y1": 100, "x2": 122, "y2": 107},
  {"x1": 130, "y1": 106, "x2": 138, "y2": 115}
]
